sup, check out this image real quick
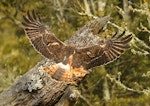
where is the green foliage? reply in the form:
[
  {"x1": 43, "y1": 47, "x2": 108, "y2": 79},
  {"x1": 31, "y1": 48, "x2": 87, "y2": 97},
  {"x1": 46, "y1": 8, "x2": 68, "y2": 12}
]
[
  {"x1": 0, "y1": 0, "x2": 150, "y2": 105},
  {"x1": 108, "y1": 95, "x2": 150, "y2": 106},
  {"x1": 0, "y1": 29, "x2": 42, "y2": 92}
]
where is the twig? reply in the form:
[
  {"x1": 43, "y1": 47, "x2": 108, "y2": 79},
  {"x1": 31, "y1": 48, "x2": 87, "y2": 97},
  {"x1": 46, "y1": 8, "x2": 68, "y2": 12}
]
[
  {"x1": 137, "y1": 23, "x2": 150, "y2": 33},
  {"x1": 79, "y1": 94, "x2": 92, "y2": 106},
  {"x1": 106, "y1": 73, "x2": 150, "y2": 95}
]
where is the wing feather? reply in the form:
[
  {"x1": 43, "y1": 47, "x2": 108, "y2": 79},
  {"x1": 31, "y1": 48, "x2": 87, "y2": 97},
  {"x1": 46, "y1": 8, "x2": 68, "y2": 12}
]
[
  {"x1": 22, "y1": 10, "x2": 73, "y2": 61},
  {"x1": 79, "y1": 31, "x2": 132, "y2": 69}
]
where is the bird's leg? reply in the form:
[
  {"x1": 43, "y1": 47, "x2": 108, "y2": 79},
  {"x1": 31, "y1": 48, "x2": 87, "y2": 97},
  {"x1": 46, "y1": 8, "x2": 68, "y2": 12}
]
[{"x1": 68, "y1": 55, "x2": 73, "y2": 78}]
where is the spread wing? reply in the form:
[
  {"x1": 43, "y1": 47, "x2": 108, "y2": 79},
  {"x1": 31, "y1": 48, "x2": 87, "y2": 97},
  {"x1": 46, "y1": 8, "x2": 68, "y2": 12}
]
[
  {"x1": 22, "y1": 10, "x2": 132, "y2": 69},
  {"x1": 74, "y1": 31, "x2": 132, "y2": 69},
  {"x1": 22, "y1": 10, "x2": 74, "y2": 61}
]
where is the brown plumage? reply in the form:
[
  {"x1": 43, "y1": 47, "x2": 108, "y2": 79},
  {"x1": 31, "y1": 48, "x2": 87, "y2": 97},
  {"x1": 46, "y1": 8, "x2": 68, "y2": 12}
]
[
  {"x1": 42, "y1": 61, "x2": 88, "y2": 85},
  {"x1": 22, "y1": 10, "x2": 132, "y2": 71}
]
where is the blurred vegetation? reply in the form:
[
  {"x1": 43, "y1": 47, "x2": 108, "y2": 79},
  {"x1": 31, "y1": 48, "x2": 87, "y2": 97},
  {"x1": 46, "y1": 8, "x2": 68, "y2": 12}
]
[{"x1": 0, "y1": 0, "x2": 150, "y2": 106}]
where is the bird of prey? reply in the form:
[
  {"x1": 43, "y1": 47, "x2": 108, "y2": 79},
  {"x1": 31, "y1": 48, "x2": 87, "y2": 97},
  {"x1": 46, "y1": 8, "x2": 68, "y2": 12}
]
[{"x1": 22, "y1": 10, "x2": 132, "y2": 70}]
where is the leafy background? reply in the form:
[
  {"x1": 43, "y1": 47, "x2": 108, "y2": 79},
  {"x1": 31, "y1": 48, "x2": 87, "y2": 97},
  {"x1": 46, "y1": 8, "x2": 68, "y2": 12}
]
[{"x1": 0, "y1": 0, "x2": 150, "y2": 106}]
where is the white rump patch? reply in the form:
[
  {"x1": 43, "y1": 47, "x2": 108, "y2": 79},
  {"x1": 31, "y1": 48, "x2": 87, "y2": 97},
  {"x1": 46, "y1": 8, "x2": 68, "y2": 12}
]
[{"x1": 58, "y1": 63, "x2": 70, "y2": 70}]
